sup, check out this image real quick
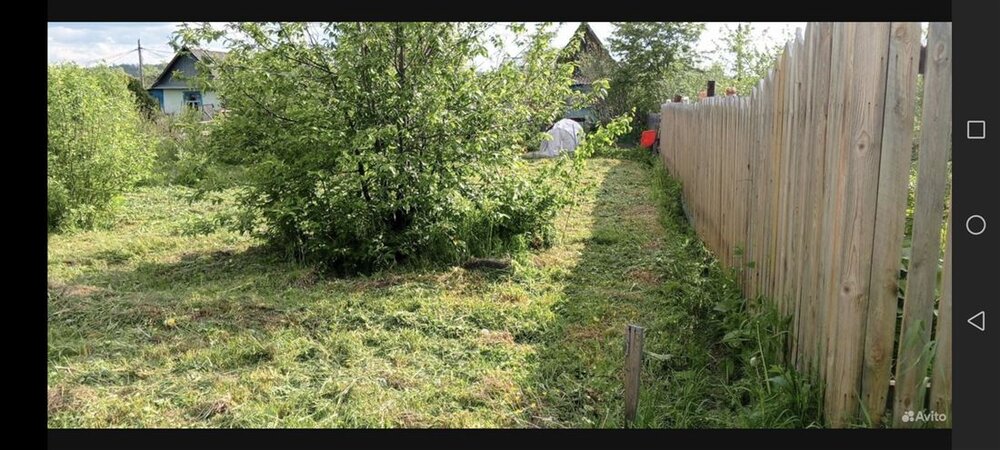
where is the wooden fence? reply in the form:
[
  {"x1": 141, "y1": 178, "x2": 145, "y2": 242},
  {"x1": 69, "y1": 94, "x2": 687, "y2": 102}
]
[{"x1": 658, "y1": 22, "x2": 952, "y2": 428}]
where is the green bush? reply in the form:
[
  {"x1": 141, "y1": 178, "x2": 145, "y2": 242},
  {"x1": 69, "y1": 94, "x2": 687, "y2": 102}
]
[
  {"x1": 48, "y1": 65, "x2": 155, "y2": 231},
  {"x1": 147, "y1": 108, "x2": 235, "y2": 188},
  {"x1": 47, "y1": 177, "x2": 70, "y2": 229},
  {"x1": 177, "y1": 22, "x2": 618, "y2": 272},
  {"x1": 126, "y1": 75, "x2": 160, "y2": 120}
]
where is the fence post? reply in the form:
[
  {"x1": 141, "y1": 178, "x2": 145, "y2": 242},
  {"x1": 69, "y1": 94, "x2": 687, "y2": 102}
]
[{"x1": 624, "y1": 324, "x2": 645, "y2": 427}]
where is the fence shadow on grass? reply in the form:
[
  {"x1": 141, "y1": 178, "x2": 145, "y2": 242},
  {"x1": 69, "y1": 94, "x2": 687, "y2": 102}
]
[
  {"x1": 521, "y1": 155, "x2": 821, "y2": 429},
  {"x1": 518, "y1": 156, "x2": 729, "y2": 428}
]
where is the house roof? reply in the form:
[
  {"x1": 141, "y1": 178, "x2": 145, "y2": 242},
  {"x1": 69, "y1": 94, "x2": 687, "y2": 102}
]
[
  {"x1": 559, "y1": 23, "x2": 611, "y2": 62},
  {"x1": 148, "y1": 46, "x2": 228, "y2": 90},
  {"x1": 188, "y1": 48, "x2": 228, "y2": 64},
  {"x1": 558, "y1": 23, "x2": 614, "y2": 85}
]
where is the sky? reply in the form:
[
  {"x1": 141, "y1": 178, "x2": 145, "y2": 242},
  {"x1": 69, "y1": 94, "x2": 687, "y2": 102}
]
[{"x1": 47, "y1": 22, "x2": 806, "y2": 70}]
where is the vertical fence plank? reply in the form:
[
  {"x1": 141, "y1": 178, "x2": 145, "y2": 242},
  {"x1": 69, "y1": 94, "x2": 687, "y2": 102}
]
[
  {"x1": 738, "y1": 96, "x2": 750, "y2": 280},
  {"x1": 728, "y1": 98, "x2": 738, "y2": 268},
  {"x1": 787, "y1": 30, "x2": 808, "y2": 366},
  {"x1": 893, "y1": 21, "x2": 952, "y2": 428},
  {"x1": 799, "y1": 22, "x2": 833, "y2": 378},
  {"x1": 767, "y1": 63, "x2": 782, "y2": 304},
  {"x1": 776, "y1": 37, "x2": 799, "y2": 318},
  {"x1": 929, "y1": 198, "x2": 952, "y2": 428},
  {"x1": 817, "y1": 22, "x2": 851, "y2": 389},
  {"x1": 745, "y1": 85, "x2": 761, "y2": 298},
  {"x1": 860, "y1": 21, "x2": 922, "y2": 426},
  {"x1": 822, "y1": 22, "x2": 891, "y2": 428}
]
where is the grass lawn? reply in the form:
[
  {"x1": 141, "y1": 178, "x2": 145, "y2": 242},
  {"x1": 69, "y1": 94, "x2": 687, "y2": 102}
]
[{"x1": 47, "y1": 156, "x2": 820, "y2": 428}]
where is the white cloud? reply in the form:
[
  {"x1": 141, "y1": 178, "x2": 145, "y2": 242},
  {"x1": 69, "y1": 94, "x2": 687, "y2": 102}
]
[{"x1": 47, "y1": 22, "x2": 223, "y2": 66}]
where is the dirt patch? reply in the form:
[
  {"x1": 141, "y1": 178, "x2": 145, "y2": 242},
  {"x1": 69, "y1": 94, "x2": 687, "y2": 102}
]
[
  {"x1": 565, "y1": 324, "x2": 607, "y2": 342},
  {"x1": 462, "y1": 257, "x2": 511, "y2": 271},
  {"x1": 627, "y1": 268, "x2": 661, "y2": 285},
  {"x1": 133, "y1": 302, "x2": 167, "y2": 321},
  {"x1": 494, "y1": 291, "x2": 527, "y2": 304},
  {"x1": 477, "y1": 329, "x2": 515, "y2": 346},
  {"x1": 396, "y1": 411, "x2": 431, "y2": 427},
  {"x1": 189, "y1": 300, "x2": 287, "y2": 329},
  {"x1": 627, "y1": 204, "x2": 659, "y2": 221},
  {"x1": 212, "y1": 249, "x2": 236, "y2": 259},
  {"x1": 473, "y1": 373, "x2": 520, "y2": 404},
  {"x1": 352, "y1": 274, "x2": 407, "y2": 291},
  {"x1": 642, "y1": 239, "x2": 663, "y2": 251},
  {"x1": 626, "y1": 204, "x2": 664, "y2": 233},
  {"x1": 48, "y1": 387, "x2": 74, "y2": 415},
  {"x1": 180, "y1": 249, "x2": 235, "y2": 263},
  {"x1": 51, "y1": 282, "x2": 106, "y2": 299},
  {"x1": 380, "y1": 370, "x2": 415, "y2": 391},
  {"x1": 290, "y1": 268, "x2": 319, "y2": 288},
  {"x1": 190, "y1": 397, "x2": 231, "y2": 420}
]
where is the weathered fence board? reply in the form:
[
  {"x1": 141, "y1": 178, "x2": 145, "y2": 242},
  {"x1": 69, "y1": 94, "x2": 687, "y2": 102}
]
[
  {"x1": 929, "y1": 199, "x2": 952, "y2": 428},
  {"x1": 860, "y1": 21, "x2": 922, "y2": 426}
]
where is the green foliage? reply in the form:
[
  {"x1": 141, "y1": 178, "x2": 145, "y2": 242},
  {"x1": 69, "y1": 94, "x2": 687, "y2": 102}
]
[
  {"x1": 912, "y1": 74, "x2": 925, "y2": 158},
  {"x1": 573, "y1": 112, "x2": 634, "y2": 162},
  {"x1": 660, "y1": 23, "x2": 788, "y2": 101},
  {"x1": 146, "y1": 108, "x2": 240, "y2": 189},
  {"x1": 125, "y1": 75, "x2": 159, "y2": 120},
  {"x1": 605, "y1": 22, "x2": 704, "y2": 129},
  {"x1": 712, "y1": 23, "x2": 787, "y2": 96},
  {"x1": 661, "y1": 59, "x2": 719, "y2": 102},
  {"x1": 111, "y1": 62, "x2": 167, "y2": 88},
  {"x1": 649, "y1": 160, "x2": 823, "y2": 427},
  {"x1": 175, "y1": 22, "x2": 602, "y2": 272},
  {"x1": 47, "y1": 64, "x2": 155, "y2": 231}
]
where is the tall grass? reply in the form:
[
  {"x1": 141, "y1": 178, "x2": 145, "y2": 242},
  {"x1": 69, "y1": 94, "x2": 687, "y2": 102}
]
[{"x1": 645, "y1": 158, "x2": 824, "y2": 428}]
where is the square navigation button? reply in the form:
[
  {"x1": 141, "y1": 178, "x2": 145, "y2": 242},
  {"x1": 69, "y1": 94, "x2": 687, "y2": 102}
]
[{"x1": 967, "y1": 120, "x2": 986, "y2": 139}]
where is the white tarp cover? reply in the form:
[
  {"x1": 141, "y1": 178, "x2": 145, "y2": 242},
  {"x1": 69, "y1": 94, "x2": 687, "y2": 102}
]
[{"x1": 523, "y1": 119, "x2": 584, "y2": 159}]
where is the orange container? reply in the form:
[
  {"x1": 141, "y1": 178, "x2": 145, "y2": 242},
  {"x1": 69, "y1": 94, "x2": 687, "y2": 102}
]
[{"x1": 640, "y1": 130, "x2": 657, "y2": 148}]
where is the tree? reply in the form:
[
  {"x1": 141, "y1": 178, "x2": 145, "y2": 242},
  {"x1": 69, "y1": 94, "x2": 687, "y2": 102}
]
[
  {"x1": 714, "y1": 23, "x2": 787, "y2": 96},
  {"x1": 48, "y1": 65, "x2": 155, "y2": 231},
  {"x1": 174, "y1": 22, "x2": 623, "y2": 272},
  {"x1": 605, "y1": 22, "x2": 704, "y2": 129},
  {"x1": 663, "y1": 59, "x2": 727, "y2": 101}
]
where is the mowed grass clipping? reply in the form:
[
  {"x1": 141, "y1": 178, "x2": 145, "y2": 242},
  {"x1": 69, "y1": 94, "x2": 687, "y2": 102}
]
[{"x1": 47, "y1": 156, "x2": 821, "y2": 428}]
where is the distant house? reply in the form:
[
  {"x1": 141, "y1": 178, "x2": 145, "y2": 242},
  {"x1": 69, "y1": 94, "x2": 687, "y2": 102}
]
[
  {"x1": 147, "y1": 47, "x2": 227, "y2": 117},
  {"x1": 558, "y1": 23, "x2": 615, "y2": 128}
]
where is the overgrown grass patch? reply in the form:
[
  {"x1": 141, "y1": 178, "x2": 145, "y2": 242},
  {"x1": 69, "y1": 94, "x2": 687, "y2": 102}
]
[{"x1": 48, "y1": 157, "x2": 821, "y2": 428}]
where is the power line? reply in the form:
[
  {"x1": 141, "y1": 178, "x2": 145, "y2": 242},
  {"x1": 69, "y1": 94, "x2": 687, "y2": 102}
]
[
  {"x1": 140, "y1": 47, "x2": 174, "y2": 57},
  {"x1": 101, "y1": 49, "x2": 138, "y2": 65},
  {"x1": 74, "y1": 47, "x2": 137, "y2": 67}
]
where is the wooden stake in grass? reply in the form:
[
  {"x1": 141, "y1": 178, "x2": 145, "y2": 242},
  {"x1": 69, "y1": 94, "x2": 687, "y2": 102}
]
[{"x1": 624, "y1": 324, "x2": 645, "y2": 427}]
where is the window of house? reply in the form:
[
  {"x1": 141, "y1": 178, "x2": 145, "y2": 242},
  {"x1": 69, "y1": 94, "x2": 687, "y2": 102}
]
[{"x1": 183, "y1": 91, "x2": 202, "y2": 110}]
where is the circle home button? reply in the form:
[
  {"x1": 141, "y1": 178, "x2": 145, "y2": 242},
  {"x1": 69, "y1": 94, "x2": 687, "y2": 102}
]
[{"x1": 965, "y1": 215, "x2": 987, "y2": 236}]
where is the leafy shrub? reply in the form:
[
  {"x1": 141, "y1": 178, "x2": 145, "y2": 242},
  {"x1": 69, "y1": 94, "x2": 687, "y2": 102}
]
[
  {"x1": 48, "y1": 65, "x2": 155, "y2": 231},
  {"x1": 47, "y1": 177, "x2": 70, "y2": 228},
  {"x1": 177, "y1": 22, "x2": 618, "y2": 272},
  {"x1": 146, "y1": 108, "x2": 235, "y2": 188},
  {"x1": 126, "y1": 75, "x2": 160, "y2": 120}
]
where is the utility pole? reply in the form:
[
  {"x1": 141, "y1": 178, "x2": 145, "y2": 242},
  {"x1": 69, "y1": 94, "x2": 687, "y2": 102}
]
[{"x1": 137, "y1": 39, "x2": 144, "y2": 88}]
